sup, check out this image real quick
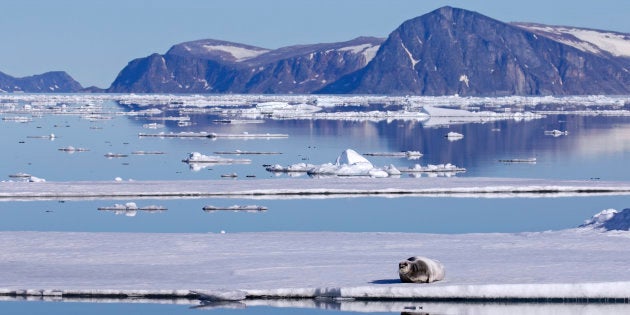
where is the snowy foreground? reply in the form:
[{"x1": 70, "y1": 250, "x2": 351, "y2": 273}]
[
  {"x1": 2, "y1": 226, "x2": 630, "y2": 303},
  {"x1": 0, "y1": 177, "x2": 629, "y2": 200}
]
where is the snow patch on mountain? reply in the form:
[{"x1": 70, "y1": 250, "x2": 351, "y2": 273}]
[
  {"x1": 514, "y1": 23, "x2": 630, "y2": 58},
  {"x1": 338, "y1": 43, "x2": 381, "y2": 64},
  {"x1": 400, "y1": 41, "x2": 419, "y2": 69},
  {"x1": 202, "y1": 44, "x2": 269, "y2": 62}
]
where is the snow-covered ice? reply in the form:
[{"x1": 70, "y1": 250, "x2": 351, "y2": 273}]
[{"x1": 2, "y1": 210, "x2": 630, "y2": 301}]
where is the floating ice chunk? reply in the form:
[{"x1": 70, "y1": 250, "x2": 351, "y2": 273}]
[
  {"x1": 203, "y1": 205, "x2": 268, "y2": 212},
  {"x1": 446, "y1": 131, "x2": 464, "y2": 140},
  {"x1": 336, "y1": 149, "x2": 373, "y2": 167},
  {"x1": 28, "y1": 176, "x2": 46, "y2": 182},
  {"x1": 104, "y1": 152, "x2": 128, "y2": 158},
  {"x1": 58, "y1": 146, "x2": 89, "y2": 153},
  {"x1": 368, "y1": 169, "x2": 389, "y2": 178},
  {"x1": 384, "y1": 164, "x2": 401, "y2": 176},
  {"x1": 544, "y1": 130, "x2": 569, "y2": 137},
  {"x1": 182, "y1": 152, "x2": 251, "y2": 165},
  {"x1": 8, "y1": 172, "x2": 31, "y2": 178}
]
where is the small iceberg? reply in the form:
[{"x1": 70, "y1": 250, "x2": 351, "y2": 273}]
[
  {"x1": 544, "y1": 129, "x2": 569, "y2": 137},
  {"x1": 307, "y1": 149, "x2": 379, "y2": 177},
  {"x1": 267, "y1": 149, "x2": 398, "y2": 178},
  {"x1": 183, "y1": 152, "x2": 251, "y2": 170},
  {"x1": 445, "y1": 131, "x2": 464, "y2": 141},
  {"x1": 182, "y1": 152, "x2": 251, "y2": 164}
]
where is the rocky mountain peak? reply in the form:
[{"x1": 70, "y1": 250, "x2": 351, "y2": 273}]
[{"x1": 319, "y1": 6, "x2": 630, "y2": 95}]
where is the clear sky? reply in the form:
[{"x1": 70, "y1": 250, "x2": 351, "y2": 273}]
[{"x1": 1, "y1": 0, "x2": 628, "y2": 88}]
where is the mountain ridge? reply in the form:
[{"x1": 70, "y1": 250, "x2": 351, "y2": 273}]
[
  {"x1": 319, "y1": 6, "x2": 630, "y2": 95},
  {"x1": 4, "y1": 6, "x2": 628, "y2": 95},
  {"x1": 108, "y1": 36, "x2": 383, "y2": 94},
  {"x1": 0, "y1": 70, "x2": 83, "y2": 93}
]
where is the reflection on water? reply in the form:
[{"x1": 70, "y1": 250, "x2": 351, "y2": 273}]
[{"x1": 2, "y1": 298, "x2": 630, "y2": 315}]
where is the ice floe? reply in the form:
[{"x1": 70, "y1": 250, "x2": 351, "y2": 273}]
[
  {"x1": 545, "y1": 129, "x2": 569, "y2": 137},
  {"x1": 2, "y1": 212, "x2": 630, "y2": 301},
  {"x1": 202, "y1": 205, "x2": 268, "y2": 212},
  {"x1": 363, "y1": 151, "x2": 422, "y2": 159},
  {"x1": 445, "y1": 131, "x2": 464, "y2": 140},
  {"x1": 58, "y1": 146, "x2": 89, "y2": 153},
  {"x1": 182, "y1": 152, "x2": 251, "y2": 171},
  {"x1": 499, "y1": 157, "x2": 537, "y2": 163},
  {"x1": 1, "y1": 177, "x2": 628, "y2": 200},
  {"x1": 139, "y1": 131, "x2": 288, "y2": 139},
  {"x1": 398, "y1": 163, "x2": 466, "y2": 175}
]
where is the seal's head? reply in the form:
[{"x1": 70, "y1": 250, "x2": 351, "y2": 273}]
[
  {"x1": 399, "y1": 256, "x2": 433, "y2": 283},
  {"x1": 399, "y1": 260, "x2": 412, "y2": 274}
]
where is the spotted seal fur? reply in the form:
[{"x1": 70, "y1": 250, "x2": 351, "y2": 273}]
[{"x1": 398, "y1": 256, "x2": 445, "y2": 283}]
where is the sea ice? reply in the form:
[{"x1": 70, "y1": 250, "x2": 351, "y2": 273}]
[
  {"x1": 579, "y1": 208, "x2": 630, "y2": 231},
  {"x1": 3, "y1": 210, "x2": 630, "y2": 301}
]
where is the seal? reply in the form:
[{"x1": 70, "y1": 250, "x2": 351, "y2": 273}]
[{"x1": 398, "y1": 256, "x2": 445, "y2": 283}]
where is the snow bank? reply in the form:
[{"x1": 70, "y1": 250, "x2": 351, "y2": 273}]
[{"x1": 579, "y1": 208, "x2": 630, "y2": 231}]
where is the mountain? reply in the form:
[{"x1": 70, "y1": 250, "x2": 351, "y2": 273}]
[
  {"x1": 108, "y1": 6, "x2": 630, "y2": 95},
  {"x1": 0, "y1": 71, "x2": 83, "y2": 93},
  {"x1": 108, "y1": 37, "x2": 383, "y2": 93},
  {"x1": 320, "y1": 6, "x2": 630, "y2": 95}
]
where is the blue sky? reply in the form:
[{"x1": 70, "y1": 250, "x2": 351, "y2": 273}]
[{"x1": 1, "y1": 0, "x2": 628, "y2": 88}]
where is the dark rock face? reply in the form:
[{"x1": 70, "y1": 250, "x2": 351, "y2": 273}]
[
  {"x1": 0, "y1": 71, "x2": 83, "y2": 93},
  {"x1": 320, "y1": 6, "x2": 630, "y2": 95},
  {"x1": 108, "y1": 37, "x2": 383, "y2": 93}
]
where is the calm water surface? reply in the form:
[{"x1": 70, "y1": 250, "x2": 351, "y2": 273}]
[{"x1": 3, "y1": 299, "x2": 630, "y2": 315}]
